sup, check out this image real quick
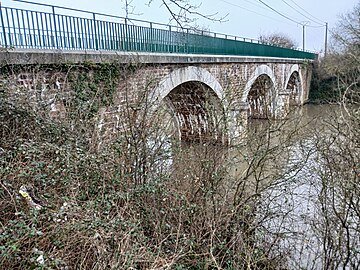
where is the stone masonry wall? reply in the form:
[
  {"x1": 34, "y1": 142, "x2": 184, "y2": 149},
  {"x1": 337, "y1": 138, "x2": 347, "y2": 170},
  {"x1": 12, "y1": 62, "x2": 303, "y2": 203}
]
[{"x1": 0, "y1": 60, "x2": 313, "y2": 147}]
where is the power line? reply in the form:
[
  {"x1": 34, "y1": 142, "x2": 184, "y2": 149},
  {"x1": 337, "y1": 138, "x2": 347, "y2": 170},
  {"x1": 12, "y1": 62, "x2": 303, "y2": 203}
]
[
  {"x1": 219, "y1": 0, "x2": 290, "y2": 25},
  {"x1": 222, "y1": 0, "x2": 324, "y2": 29},
  {"x1": 220, "y1": 0, "x2": 328, "y2": 52},
  {"x1": 280, "y1": 0, "x2": 324, "y2": 26},
  {"x1": 256, "y1": 0, "x2": 327, "y2": 29},
  {"x1": 254, "y1": 0, "x2": 328, "y2": 51},
  {"x1": 257, "y1": 0, "x2": 303, "y2": 25},
  {"x1": 287, "y1": 0, "x2": 325, "y2": 24},
  {"x1": 238, "y1": 0, "x2": 269, "y2": 13}
]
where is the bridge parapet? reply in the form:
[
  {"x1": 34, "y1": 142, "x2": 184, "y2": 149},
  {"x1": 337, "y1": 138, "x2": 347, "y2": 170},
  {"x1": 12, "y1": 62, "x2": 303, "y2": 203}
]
[{"x1": 0, "y1": 1, "x2": 317, "y2": 60}]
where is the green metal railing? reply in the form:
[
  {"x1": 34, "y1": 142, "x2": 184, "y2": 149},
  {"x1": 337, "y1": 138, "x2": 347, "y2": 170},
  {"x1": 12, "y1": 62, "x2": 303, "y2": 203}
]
[{"x1": 0, "y1": 1, "x2": 317, "y2": 60}]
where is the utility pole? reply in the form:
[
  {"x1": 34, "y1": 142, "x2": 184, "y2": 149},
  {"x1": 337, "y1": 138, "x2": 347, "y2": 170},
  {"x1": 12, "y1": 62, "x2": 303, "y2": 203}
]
[
  {"x1": 301, "y1": 21, "x2": 309, "y2": 51},
  {"x1": 324, "y1": 22, "x2": 328, "y2": 57},
  {"x1": 303, "y1": 24, "x2": 305, "y2": 50}
]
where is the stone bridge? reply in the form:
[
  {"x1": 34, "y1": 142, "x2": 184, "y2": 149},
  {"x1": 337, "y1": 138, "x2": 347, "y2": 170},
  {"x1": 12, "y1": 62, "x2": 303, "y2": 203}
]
[{"x1": 0, "y1": 50, "x2": 313, "y2": 146}]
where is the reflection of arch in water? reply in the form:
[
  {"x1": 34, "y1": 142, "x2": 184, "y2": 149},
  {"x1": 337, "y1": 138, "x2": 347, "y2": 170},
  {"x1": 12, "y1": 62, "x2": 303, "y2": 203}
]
[
  {"x1": 243, "y1": 65, "x2": 276, "y2": 119},
  {"x1": 285, "y1": 65, "x2": 303, "y2": 105},
  {"x1": 150, "y1": 66, "x2": 226, "y2": 143}
]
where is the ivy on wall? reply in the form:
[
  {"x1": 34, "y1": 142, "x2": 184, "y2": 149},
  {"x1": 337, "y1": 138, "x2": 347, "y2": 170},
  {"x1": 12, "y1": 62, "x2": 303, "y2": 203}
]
[{"x1": 67, "y1": 62, "x2": 121, "y2": 119}]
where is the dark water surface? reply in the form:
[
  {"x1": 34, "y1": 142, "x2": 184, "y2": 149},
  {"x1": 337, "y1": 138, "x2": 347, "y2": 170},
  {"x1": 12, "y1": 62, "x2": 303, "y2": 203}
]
[{"x1": 170, "y1": 104, "x2": 343, "y2": 268}]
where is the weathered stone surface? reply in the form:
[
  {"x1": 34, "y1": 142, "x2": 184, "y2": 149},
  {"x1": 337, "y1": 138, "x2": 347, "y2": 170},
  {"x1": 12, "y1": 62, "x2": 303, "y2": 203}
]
[{"x1": 0, "y1": 50, "x2": 313, "y2": 146}]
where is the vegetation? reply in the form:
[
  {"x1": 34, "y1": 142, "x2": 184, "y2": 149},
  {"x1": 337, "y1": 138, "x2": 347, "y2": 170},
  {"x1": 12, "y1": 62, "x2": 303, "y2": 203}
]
[
  {"x1": 0, "y1": 3, "x2": 359, "y2": 270},
  {"x1": 0, "y1": 61, "x2": 299, "y2": 269},
  {"x1": 308, "y1": 61, "x2": 338, "y2": 103},
  {"x1": 310, "y1": 2, "x2": 360, "y2": 103},
  {"x1": 258, "y1": 33, "x2": 297, "y2": 49},
  {"x1": 307, "y1": 2, "x2": 360, "y2": 268}
]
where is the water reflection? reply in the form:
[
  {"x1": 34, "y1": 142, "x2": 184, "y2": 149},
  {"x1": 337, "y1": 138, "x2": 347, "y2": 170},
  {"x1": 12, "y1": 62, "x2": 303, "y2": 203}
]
[
  {"x1": 244, "y1": 104, "x2": 347, "y2": 268},
  {"x1": 166, "y1": 104, "x2": 343, "y2": 268}
]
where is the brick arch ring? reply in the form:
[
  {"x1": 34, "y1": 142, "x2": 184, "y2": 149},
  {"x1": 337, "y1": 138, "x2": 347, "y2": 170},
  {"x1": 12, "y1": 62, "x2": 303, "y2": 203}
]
[
  {"x1": 149, "y1": 66, "x2": 226, "y2": 111},
  {"x1": 284, "y1": 64, "x2": 304, "y2": 98},
  {"x1": 241, "y1": 64, "x2": 276, "y2": 103}
]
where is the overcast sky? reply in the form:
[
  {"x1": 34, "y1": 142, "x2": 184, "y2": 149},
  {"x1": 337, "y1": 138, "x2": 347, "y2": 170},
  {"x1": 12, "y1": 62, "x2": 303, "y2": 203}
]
[{"x1": 3, "y1": 0, "x2": 359, "y2": 52}]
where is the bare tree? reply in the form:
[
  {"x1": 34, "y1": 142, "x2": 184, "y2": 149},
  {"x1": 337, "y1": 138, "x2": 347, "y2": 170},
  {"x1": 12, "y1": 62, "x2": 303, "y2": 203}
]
[
  {"x1": 325, "y1": 2, "x2": 360, "y2": 90},
  {"x1": 308, "y1": 2, "x2": 360, "y2": 268},
  {"x1": 121, "y1": 0, "x2": 142, "y2": 19},
  {"x1": 146, "y1": 0, "x2": 227, "y2": 26},
  {"x1": 259, "y1": 32, "x2": 297, "y2": 49}
]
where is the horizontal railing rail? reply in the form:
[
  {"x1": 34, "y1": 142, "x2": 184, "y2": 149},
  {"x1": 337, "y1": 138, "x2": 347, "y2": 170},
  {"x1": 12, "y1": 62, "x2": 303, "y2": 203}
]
[{"x1": 0, "y1": 1, "x2": 317, "y2": 60}]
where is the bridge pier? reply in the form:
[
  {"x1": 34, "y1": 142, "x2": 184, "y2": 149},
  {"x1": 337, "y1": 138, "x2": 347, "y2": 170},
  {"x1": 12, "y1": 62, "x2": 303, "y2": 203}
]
[
  {"x1": 275, "y1": 91, "x2": 291, "y2": 119},
  {"x1": 227, "y1": 101, "x2": 249, "y2": 145}
]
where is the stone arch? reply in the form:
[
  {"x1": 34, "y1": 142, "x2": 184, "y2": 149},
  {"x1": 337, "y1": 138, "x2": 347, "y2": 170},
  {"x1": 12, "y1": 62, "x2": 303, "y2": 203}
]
[
  {"x1": 150, "y1": 66, "x2": 225, "y2": 108},
  {"x1": 242, "y1": 65, "x2": 276, "y2": 119},
  {"x1": 149, "y1": 66, "x2": 226, "y2": 143},
  {"x1": 242, "y1": 65, "x2": 276, "y2": 103},
  {"x1": 166, "y1": 81, "x2": 225, "y2": 142},
  {"x1": 284, "y1": 64, "x2": 303, "y2": 105}
]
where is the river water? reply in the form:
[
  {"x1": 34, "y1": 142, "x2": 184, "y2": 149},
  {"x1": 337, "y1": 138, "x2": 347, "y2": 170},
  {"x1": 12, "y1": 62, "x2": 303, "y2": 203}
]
[
  {"x1": 177, "y1": 105, "x2": 354, "y2": 269},
  {"x1": 240, "y1": 104, "x2": 358, "y2": 268},
  {"x1": 149, "y1": 103, "x2": 358, "y2": 268},
  {"x1": 252, "y1": 105, "x2": 328, "y2": 268}
]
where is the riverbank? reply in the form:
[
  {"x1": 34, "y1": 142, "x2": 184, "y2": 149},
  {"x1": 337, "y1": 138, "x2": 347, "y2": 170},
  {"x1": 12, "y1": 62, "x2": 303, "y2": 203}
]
[{"x1": 1, "y1": 98, "x2": 359, "y2": 269}]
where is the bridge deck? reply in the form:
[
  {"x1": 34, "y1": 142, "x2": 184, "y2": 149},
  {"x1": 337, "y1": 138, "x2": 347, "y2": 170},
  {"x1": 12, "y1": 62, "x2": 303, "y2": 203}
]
[{"x1": 0, "y1": 49, "x2": 313, "y2": 66}]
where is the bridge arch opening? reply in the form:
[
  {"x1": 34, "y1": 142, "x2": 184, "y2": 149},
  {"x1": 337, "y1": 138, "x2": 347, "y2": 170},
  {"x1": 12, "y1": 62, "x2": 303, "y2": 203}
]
[
  {"x1": 285, "y1": 71, "x2": 302, "y2": 105},
  {"x1": 149, "y1": 66, "x2": 227, "y2": 144},
  {"x1": 246, "y1": 74, "x2": 275, "y2": 119},
  {"x1": 164, "y1": 81, "x2": 226, "y2": 143},
  {"x1": 143, "y1": 76, "x2": 226, "y2": 183}
]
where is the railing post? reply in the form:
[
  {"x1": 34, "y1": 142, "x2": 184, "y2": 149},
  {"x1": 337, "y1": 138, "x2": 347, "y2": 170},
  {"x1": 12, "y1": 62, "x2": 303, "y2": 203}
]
[
  {"x1": 125, "y1": 18, "x2": 129, "y2": 51},
  {"x1": 149, "y1": 22, "x2": 153, "y2": 52},
  {"x1": 186, "y1": 28, "x2": 189, "y2": 53},
  {"x1": 169, "y1": 25, "x2": 171, "y2": 53},
  {"x1": 0, "y1": 3, "x2": 7, "y2": 47},
  {"x1": 93, "y1": 12, "x2": 98, "y2": 50},
  {"x1": 52, "y1": 6, "x2": 59, "y2": 48}
]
